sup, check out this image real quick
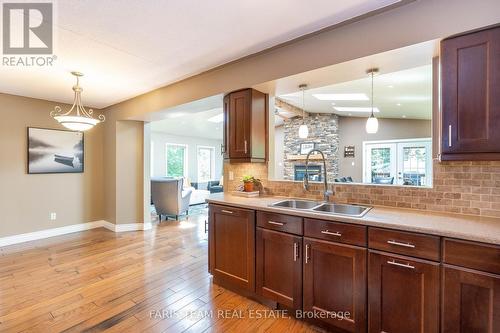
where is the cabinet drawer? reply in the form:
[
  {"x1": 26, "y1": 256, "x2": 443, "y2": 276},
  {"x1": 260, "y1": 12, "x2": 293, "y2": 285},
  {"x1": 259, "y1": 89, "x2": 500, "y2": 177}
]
[
  {"x1": 257, "y1": 211, "x2": 303, "y2": 235},
  {"x1": 368, "y1": 227, "x2": 440, "y2": 261},
  {"x1": 304, "y1": 218, "x2": 366, "y2": 247},
  {"x1": 443, "y1": 238, "x2": 500, "y2": 275}
]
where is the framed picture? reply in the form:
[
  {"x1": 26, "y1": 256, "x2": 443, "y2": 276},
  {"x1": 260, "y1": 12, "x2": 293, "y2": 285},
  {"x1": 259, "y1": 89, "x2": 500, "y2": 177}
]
[
  {"x1": 300, "y1": 142, "x2": 315, "y2": 155},
  {"x1": 27, "y1": 127, "x2": 84, "y2": 174}
]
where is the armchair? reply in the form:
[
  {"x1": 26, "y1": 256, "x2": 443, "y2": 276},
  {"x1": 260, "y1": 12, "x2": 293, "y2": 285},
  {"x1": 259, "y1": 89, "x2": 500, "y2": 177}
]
[{"x1": 151, "y1": 178, "x2": 192, "y2": 221}]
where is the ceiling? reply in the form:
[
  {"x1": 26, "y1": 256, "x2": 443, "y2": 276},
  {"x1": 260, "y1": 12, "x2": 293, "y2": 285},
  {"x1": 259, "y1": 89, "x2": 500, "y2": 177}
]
[
  {"x1": 150, "y1": 95, "x2": 223, "y2": 140},
  {"x1": 278, "y1": 65, "x2": 432, "y2": 120},
  {"x1": 0, "y1": 0, "x2": 402, "y2": 108}
]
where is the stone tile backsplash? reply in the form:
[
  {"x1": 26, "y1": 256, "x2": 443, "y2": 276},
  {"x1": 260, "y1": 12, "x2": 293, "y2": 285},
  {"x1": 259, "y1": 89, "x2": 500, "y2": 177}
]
[{"x1": 224, "y1": 160, "x2": 500, "y2": 218}]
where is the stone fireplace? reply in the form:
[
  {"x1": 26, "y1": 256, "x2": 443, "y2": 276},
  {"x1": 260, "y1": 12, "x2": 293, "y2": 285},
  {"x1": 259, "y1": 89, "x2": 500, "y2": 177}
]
[{"x1": 283, "y1": 114, "x2": 339, "y2": 182}]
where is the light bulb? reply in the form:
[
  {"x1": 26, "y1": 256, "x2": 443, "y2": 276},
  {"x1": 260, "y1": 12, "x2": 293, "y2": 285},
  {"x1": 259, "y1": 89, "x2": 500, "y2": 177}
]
[
  {"x1": 365, "y1": 116, "x2": 378, "y2": 134},
  {"x1": 298, "y1": 124, "x2": 309, "y2": 138}
]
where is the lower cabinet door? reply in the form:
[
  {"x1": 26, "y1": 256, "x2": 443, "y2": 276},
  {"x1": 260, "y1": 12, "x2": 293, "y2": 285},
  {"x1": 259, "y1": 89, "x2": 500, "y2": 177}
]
[
  {"x1": 256, "y1": 227, "x2": 302, "y2": 309},
  {"x1": 442, "y1": 265, "x2": 500, "y2": 333},
  {"x1": 368, "y1": 251, "x2": 440, "y2": 333},
  {"x1": 303, "y1": 238, "x2": 367, "y2": 333},
  {"x1": 209, "y1": 204, "x2": 255, "y2": 291}
]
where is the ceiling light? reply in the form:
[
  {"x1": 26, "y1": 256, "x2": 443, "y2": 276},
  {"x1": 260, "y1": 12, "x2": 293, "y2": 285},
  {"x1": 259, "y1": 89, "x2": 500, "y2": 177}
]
[
  {"x1": 402, "y1": 115, "x2": 407, "y2": 118},
  {"x1": 388, "y1": 85, "x2": 394, "y2": 88},
  {"x1": 397, "y1": 103, "x2": 402, "y2": 106},
  {"x1": 331, "y1": 102, "x2": 336, "y2": 106},
  {"x1": 298, "y1": 84, "x2": 309, "y2": 139},
  {"x1": 333, "y1": 107, "x2": 380, "y2": 113},
  {"x1": 365, "y1": 68, "x2": 379, "y2": 134},
  {"x1": 313, "y1": 93, "x2": 369, "y2": 101},
  {"x1": 50, "y1": 72, "x2": 104, "y2": 131},
  {"x1": 168, "y1": 112, "x2": 185, "y2": 118},
  {"x1": 207, "y1": 113, "x2": 224, "y2": 123}
]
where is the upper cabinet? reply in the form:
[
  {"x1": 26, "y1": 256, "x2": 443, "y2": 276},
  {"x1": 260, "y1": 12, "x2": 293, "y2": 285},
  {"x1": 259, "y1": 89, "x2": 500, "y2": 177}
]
[
  {"x1": 441, "y1": 26, "x2": 500, "y2": 160},
  {"x1": 223, "y1": 88, "x2": 268, "y2": 163}
]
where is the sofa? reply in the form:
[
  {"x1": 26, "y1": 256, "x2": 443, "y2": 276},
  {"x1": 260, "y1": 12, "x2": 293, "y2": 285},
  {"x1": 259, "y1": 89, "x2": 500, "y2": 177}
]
[{"x1": 151, "y1": 177, "x2": 192, "y2": 221}]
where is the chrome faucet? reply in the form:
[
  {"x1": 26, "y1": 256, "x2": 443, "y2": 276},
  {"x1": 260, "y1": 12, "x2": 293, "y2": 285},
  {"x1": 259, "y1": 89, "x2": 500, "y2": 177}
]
[{"x1": 303, "y1": 149, "x2": 333, "y2": 202}]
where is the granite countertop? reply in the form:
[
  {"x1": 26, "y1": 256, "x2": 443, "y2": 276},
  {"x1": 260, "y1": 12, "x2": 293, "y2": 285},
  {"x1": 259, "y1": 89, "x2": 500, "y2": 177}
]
[{"x1": 206, "y1": 193, "x2": 500, "y2": 245}]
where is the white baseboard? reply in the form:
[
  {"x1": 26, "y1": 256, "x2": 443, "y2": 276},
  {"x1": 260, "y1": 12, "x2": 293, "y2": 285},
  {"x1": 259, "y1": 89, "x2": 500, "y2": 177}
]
[
  {"x1": 102, "y1": 221, "x2": 152, "y2": 232},
  {"x1": 0, "y1": 220, "x2": 152, "y2": 248}
]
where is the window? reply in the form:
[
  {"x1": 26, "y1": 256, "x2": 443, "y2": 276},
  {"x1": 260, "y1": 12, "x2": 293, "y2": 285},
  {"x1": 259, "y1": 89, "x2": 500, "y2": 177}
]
[
  {"x1": 363, "y1": 138, "x2": 432, "y2": 187},
  {"x1": 165, "y1": 143, "x2": 188, "y2": 177},
  {"x1": 197, "y1": 146, "x2": 215, "y2": 182}
]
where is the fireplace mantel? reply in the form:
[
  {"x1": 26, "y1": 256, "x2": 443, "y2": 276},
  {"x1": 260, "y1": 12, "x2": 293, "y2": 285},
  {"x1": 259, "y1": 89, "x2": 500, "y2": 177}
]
[{"x1": 286, "y1": 154, "x2": 327, "y2": 161}]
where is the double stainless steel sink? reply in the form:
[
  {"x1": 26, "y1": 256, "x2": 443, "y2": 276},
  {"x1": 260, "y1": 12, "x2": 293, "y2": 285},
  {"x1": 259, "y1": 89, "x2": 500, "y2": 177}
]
[{"x1": 270, "y1": 199, "x2": 371, "y2": 218}]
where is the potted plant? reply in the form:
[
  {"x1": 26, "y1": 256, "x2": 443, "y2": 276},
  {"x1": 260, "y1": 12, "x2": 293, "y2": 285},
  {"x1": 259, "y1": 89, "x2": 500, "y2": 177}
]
[{"x1": 242, "y1": 175, "x2": 259, "y2": 192}]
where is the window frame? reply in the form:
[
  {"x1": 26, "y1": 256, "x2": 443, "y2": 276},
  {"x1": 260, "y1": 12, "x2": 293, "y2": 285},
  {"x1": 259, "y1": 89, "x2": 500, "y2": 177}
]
[
  {"x1": 165, "y1": 143, "x2": 188, "y2": 178},
  {"x1": 197, "y1": 145, "x2": 215, "y2": 182},
  {"x1": 362, "y1": 138, "x2": 432, "y2": 187}
]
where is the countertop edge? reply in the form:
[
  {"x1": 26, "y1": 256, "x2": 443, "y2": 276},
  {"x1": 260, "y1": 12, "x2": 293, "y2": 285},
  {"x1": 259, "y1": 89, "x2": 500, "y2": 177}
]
[{"x1": 206, "y1": 196, "x2": 500, "y2": 246}]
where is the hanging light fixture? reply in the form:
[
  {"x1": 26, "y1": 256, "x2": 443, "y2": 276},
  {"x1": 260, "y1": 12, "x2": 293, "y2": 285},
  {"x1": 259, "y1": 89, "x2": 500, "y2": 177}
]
[
  {"x1": 298, "y1": 84, "x2": 309, "y2": 139},
  {"x1": 365, "y1": 68, "x2": 379, "y2": 134},
  {"x1": 50, "y1": 72, "x2": 105, "y2": 131}
]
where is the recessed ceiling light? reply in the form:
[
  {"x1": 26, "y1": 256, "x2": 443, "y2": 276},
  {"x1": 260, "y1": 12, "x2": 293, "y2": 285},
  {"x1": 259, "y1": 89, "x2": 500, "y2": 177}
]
[
  {"x1": 402, "y1": 115, "x2": 407, "y2": 118},
  {"x1": 313, "y1": 93, "x2": 369, "y2": 101},
  {"x1": 207, "y1": 113, "x2": 224, "y2": 123},
  {"x1": 168, "y1": 112, "x2": 185, "y2": 118},
  {"x1": 333, "y1": 107, "x2": 380, "y2": 113},
  {"x1": 331, "y1": 102, "x2": 336, "y2": 106},
  {"x1": 388, "y1": 85, "x2": 394, "y2": 88},
  {"x1": 397, "y1": 103, "x2": 402, "y2": 106}
]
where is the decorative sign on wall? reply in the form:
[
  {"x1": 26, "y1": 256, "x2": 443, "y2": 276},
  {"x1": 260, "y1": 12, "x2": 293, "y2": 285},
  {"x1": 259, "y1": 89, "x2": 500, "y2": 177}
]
[
  {"x1": 344, "y1": 145, "x2": 355, "y2": 158},
  {"x1": 27, "y1": 127, "x2": 84, "y2": 174},
  {"x1": 300, "y1": 142, "x2": 315, "y2": 155}
]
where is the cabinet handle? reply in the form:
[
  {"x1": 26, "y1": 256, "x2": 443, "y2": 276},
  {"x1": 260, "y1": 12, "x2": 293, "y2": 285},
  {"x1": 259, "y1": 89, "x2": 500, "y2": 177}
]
[
  {"x1": 293, "y1": 242, "x2": 299, "y2": 262},
  {"x1": 448, "y1": 124, "x2": 452, "y2": 147},
  {"x1": 268, "y1": 220, "x2": 285, "y2": 226},
  {"x1": 305, "y1": 244, "x2": 310, "y2": 264},
  {"x1": 387, "y1": 259, "x2": 415, "y2": 270},
  {"x1": 244, "y1": 140, "x2": 248, "y2": 154},
  {"x1": 387, "y1": 240, "x2": 415, "y2": 248},
  {"x1": 321, "y1": 230, "x2": 342, "y2": 237},
  {"x1": 220, "y1": 144, "x2": 225, "y2": 155},
  {"x1": 221, "y1": 210, "x2": 233, "y2": 214}
]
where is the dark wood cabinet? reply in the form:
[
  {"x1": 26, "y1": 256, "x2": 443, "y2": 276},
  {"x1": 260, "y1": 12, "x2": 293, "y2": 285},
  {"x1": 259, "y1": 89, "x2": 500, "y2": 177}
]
[
  {"x1": 368, "y1": 251, "x2": 440, "y2": 333},
  {"x1": 223, "y1": 88, "x2": 268, "y2": 162},
  {"x1": 442, "y1": 266, "x2": 500, "y2": 333},
  {"x1": 256, "y1": 228, "x2": 302, "y2": 309},
  {"x1": 208, "y1": 204, "x2": 255, "y2": 291},
  {"x1": 303, "y1": 238, "x2": 367, "y2": 333},
  {"x1": 441, "y1": 26, "x2": 500, "y2": 160}
]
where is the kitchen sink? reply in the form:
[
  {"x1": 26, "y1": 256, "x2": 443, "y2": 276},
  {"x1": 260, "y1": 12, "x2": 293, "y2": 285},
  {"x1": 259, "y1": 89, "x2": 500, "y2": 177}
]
[
  {"x1": 312, "y1": 203, "x2": 371, "y2": 217},
  {"x1": 269, "y1": 200, "x2": 371, "y2": 217},
  {"x1": 269, "y1": 199, "x2": 321, "y2": 210}
]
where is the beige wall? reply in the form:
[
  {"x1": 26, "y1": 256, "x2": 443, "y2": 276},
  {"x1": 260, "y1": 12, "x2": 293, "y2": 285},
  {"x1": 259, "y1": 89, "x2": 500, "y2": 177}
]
[
  {"x1": 338, "y1": 117, "x2": 431, "y2": 182},
  {"x1": 0, "y1": 93, "x2": 104, "y2": 237},
  {"x1": 116, "y1": 121, "x2": 144, "y2": 224},
  {"x1": 101, "y1": 0, "x2": 500, "y2": 225}
]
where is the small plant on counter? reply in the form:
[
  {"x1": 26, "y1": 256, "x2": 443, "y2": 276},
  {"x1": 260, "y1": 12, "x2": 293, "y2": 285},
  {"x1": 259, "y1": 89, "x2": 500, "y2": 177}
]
[{"x1": 242, "y1": 175, "x2": 260, "y2": 192}]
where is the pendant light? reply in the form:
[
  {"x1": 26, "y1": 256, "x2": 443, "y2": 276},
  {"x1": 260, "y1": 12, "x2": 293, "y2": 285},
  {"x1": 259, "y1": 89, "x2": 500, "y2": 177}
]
[
  {"x1": 298, "y1": 84, "x2": 309, "y2": 139},
  {"x1": 50, "y1": 72, "x2": 105, "y2": 131},
  {"x1": 365, "y1": 68, "x2": 379, "y2": 134}
]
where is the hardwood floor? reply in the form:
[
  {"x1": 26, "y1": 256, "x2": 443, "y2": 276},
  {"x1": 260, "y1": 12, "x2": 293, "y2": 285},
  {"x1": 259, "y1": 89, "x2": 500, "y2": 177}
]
[{"x1": 0, "y1": 209, "x2": 321, "y2": 332}]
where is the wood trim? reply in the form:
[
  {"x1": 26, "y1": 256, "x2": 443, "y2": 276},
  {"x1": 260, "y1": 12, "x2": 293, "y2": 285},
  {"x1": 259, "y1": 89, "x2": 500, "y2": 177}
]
[{"x1": 440, "y1": 152, "x2": 500, "y2": 161}]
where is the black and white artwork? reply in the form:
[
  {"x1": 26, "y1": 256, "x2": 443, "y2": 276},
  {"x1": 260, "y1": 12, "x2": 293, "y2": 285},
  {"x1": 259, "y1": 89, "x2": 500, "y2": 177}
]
[{"x1": 28, "y1": 127, "x2": 84, "y2": 174}]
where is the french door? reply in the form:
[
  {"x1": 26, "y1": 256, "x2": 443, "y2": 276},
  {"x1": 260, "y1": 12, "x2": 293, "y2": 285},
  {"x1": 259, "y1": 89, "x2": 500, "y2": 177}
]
[{"x1": 363, "y1": 139, "x2": 432, "y2": 186}]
